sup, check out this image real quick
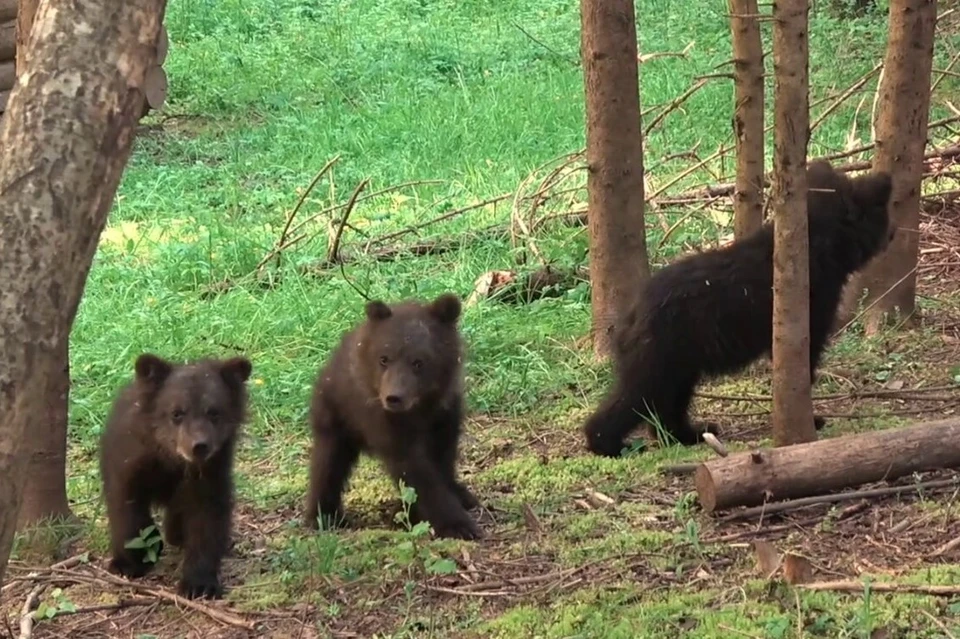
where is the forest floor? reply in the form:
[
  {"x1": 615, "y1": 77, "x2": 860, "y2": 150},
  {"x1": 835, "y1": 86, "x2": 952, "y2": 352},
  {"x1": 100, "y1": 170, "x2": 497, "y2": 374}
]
[{"x1": 4, "y1": 0, "x2": 960, "y2": 637}]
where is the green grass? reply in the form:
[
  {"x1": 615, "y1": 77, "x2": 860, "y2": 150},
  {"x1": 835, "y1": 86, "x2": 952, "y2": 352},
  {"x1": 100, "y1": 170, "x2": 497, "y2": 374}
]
[{"x1": 13, "y1": 0, "x2": 960, "y2": 636}]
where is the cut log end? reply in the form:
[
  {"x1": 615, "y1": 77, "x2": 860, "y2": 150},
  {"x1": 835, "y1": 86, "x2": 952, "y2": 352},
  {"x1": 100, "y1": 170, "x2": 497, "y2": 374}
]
[{"x1": 694, "y1": 463, "x2": 718, "y2": 513}]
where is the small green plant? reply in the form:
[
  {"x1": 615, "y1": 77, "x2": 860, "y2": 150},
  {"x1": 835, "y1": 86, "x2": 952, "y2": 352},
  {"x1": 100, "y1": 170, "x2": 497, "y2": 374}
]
[
  {"x1": 392, "y1": 481, "x2": 460, "y2": 576},
  {"x1": 124, "y1": 524, "x2": 163, "y2": 564},
  {"x1": 33, "y1": 588, "x2": 77, "y2": 620}
]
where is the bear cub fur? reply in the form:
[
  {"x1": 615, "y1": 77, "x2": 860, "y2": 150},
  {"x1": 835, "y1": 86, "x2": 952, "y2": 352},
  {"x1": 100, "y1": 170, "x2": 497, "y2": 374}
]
[
  {"x1": 99, "y1": 353, "x2": 253, "y2": 598},
  {"x1": 304, "y1": 292, "x2": 482, "y2": 540},
  {"x1": 583, "y1": 160, "x2": 895, "y2": 457}
]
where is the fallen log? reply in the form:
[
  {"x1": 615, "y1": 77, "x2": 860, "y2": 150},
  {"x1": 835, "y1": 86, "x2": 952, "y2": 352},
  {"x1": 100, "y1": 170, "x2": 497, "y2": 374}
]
[
  {"x1": 694, "y1": 417, "x2": 960, "y2": 513},
  {"x1": 0, "y1": 60, "x2": 13, "y2": 91}
]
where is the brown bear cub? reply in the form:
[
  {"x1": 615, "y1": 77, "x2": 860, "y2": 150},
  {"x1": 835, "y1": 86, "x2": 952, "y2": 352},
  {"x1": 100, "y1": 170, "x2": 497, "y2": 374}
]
[
  {"x1": 304, "y1": 292, "x2": 482, "y2": 540},
  {"x1": 99, "y1": 353, "x2": 253, "y2": 599},
  {"x1": 583, "y1": 160, "x2": 895, "y2": 457}
]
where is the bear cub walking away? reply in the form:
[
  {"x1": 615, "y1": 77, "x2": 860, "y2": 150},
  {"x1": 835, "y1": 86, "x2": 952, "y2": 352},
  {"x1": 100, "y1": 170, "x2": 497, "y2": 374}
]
[
  {"x1": 304, "y1": 292, "x2": 482, "y2": 540},
  {"x1": 583, "y1": 160, "x2": 895, "y2": 457},
  {"x1": 100, "y1": 353, "x2": 253, "y2": 598}
]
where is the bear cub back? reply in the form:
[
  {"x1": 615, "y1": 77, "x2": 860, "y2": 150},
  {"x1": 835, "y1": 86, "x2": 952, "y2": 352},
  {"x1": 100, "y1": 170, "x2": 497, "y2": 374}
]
[
  {"x1": 305, "y1": 293, "x2": 482, "y2": 540},
  {"x1": 99, "y1": 353, "x2": 252, "y2": 599}
]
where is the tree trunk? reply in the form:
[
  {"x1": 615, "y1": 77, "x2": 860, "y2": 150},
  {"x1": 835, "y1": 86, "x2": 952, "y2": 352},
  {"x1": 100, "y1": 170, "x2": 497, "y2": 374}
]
[
  {"x1": 12, "y1": 0, "x2": 75, "y2": 531},
  {"x1": 846, "y1": 0, "x2": 936, "y2": 335},
  {"x1": 580, "y1": 0, "x2": 650, "y2": 357},
  {"x1": 770, "y1": 0, "x2": 816, "y2": 447},
  {"x1": 16, "y1": 339, "x2": 74, "y2": 528},
  {"x1": 695, "y1": 416, "x2": 960, "y2": 513},
  {"x1": 14, "y1": 0, "x2": 38, "y2": 75},
  {"x1": 729, "y1": 0, "x2": 765, "y2": 240},
  {"x1": 0, "y1": 0, "x2": 166, "y2": 586}
]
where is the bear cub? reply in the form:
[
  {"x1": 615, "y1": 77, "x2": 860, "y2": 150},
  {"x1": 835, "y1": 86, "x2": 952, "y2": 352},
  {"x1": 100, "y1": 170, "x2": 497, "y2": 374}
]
[
  {"x1": 304, "y1": 292, "x2": 482, "y2": 540},
  {"x1": 99, "y1": 353, "x2": 253, "y2": 598},
  {"x1": 583, "y1": 160, "x2": 895, "y2": 457}
]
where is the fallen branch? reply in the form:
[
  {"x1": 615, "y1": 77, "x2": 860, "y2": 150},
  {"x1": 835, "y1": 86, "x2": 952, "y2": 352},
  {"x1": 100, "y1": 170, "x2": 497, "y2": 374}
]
[
  {"x1": 257, "y1": 154, "x2": 340, "y2": 273},
  {"x1": 326, "y1": 178, "x2": 369, "y2": 265},
  {"x1": 659, "y1": 462, "x2": 700, "y2": 476},
  {"x1": 801, "y1": 579, "x2": 960, "y2": 597},
  {"x1": 18, "y1": 584, "x2": 45, "y2": 639},
  {"x1": 714, "y1": 476, "x2": 960, "y2": 523},
  {"x1": 52, "y1": 568, "x2": 256, "y2": 631}
]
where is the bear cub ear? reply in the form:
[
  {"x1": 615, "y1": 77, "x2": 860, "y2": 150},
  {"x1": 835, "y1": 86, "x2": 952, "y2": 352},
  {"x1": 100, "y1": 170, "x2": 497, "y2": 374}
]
[
  {"x1": 365, "y1": 300, "x2": 393, "y2": 321},
  {"x1": 220, "y1": 357, "x2": 253, "y2": 386},
  {"x1": 428, "y1": 293, "x2": 462, "y2": 325},
  {"x1": 134, "y1": 353, "x2": 173, "y2": 387}
]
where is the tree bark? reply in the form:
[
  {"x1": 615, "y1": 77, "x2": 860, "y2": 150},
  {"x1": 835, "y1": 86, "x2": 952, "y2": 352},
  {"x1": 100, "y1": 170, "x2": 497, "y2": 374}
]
[
  {"x1": 729, "y1": 0, "x2": 765, "y2": 240},
  {"x1": 0, "y1": 0, "x2": 166, "y2": 586},
  {"x1": 15, "y1": 0, "x2": 38, "y2": 75},
  {"x1": 12, "y1": 0, "x2": 74, "y2": 530},
  {"x1": 845, "y1": 0, "x2": 936, "y2": 334},
  {"x1": 695, "y1": 416, "x2": 960, "y2": 513},
  {"x1": 770, "y1": 0, "x2": 816, "y2": 447},
  {"x1": 580, "y1": 0, "x2": 650, "y2": 357}
]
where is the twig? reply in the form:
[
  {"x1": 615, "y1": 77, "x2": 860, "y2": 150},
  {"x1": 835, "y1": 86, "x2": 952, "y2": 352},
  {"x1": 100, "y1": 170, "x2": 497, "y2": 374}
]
[
  {"x1": 810, "y1": 64, "x2": 882, "y2": 133},
  {"x1": 363, "y1": 193, "x2": 512, "y2": 249},
  {"x1": 326, "y1": 179, "x2": 369, "y2": 265},
  {"x1": 284, "y1": 179, "x2": 445, "y2": 245},
  {"x1": 53, "y1": 568, "x2": 256, "y2": 631},
  {"x1": 256, "y1": 155, "x2": 340, "y2": 272},
  {"x1": 18, "y1": 584, "x2": 45, "y2": 639},
  {"x1": 2, "y1": 554, "x2": 87, "y2": 594},
  {"x1": 922, "y1": 609, "x2": 957, "y2": 639},
  {"x1": 716, "y1": 477, "x2": 960, "y2": 522},
  {"x1": 801, "y1": 580, "x2": 960, "y2": 597},
  {"x1": 511, "y1": 21, "x2": 575, "y2": 65},
  {"x1": 929, "y1": 535, "x2": 960, "y2": 558},
  {"x1": 644, "y1": 78, "x2": 710, "y2": 137}
]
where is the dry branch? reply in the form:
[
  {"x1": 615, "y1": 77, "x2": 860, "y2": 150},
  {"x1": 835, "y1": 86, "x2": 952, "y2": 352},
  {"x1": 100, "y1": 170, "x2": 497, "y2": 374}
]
[
  {"x1": 801, "y1": 580, "x2": 960, "y2": 597},
  {"x1": 52, "y1": 568, "x2": 256, "y2": 630},
  {"x1": 18, "y1": 584, "x2": 44, "y2": 639},
  {"x1": 695, "y1": 417, "x2": 960, "y2": 513},
  {"x1": 714, "y1": 476, "x2": 960, "y2": 522}
]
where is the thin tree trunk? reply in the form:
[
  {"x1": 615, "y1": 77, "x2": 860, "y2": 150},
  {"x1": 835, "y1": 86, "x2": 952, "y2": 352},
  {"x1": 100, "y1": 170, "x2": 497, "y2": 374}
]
[
  {"x1": 580, "y1": 0, "x2": 650, "y2": 357},
  {"x1": 14, "y1": 0, "x2": 37, "y2": 75},
  {"x1": 729, "y1": 0, "x2": 765, "y2": 240},
  {"x1": 770, "y1": 0, "x2": 816, "y2": 447},
  {"x1": 13, "y1": 0, "x2": 75, "y2": 531},
  {"x1": 0, "y1": 0, "x2": 166, "y2": 586},
  {"x1": 846, "y1": 0, "x2": 936, "y2": 335}
]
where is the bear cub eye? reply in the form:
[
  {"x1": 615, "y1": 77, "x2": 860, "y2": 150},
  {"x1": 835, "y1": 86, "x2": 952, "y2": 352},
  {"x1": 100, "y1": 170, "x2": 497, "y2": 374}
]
[
  {"x1": 206, "y1": 407, "x2": 220, "y2": 421},
  {"x1": 171, "y1": 408, "x2": 186, "y2": 424},
  {"x1": 379, "y1": 356, "x2": 389, "y2": 367},
  {"x1": 411, "y1": 359, "x2": 423, "y2": 370}
]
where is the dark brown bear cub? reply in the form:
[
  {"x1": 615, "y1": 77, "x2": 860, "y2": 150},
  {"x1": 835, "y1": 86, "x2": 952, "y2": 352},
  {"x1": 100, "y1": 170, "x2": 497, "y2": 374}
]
[
  {"x1": 583, "y1": 160, "x2": 895, "y2": 457},
  {"x1": 304, "y1": 292, "x2": 482, "y2": 540},
  {"x1": 99, "y1": 354, "x2": 252, "y2": 599}
]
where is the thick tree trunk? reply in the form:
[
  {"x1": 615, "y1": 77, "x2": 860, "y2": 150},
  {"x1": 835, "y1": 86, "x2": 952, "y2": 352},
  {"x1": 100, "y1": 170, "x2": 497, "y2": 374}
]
[
  {"x1": 846, "y1": 0, "x2": 936, "y2": 334},
  {"x1": 729, "y1": 0, "x2": 765, "y2": 240},
  {"x1": 16, "y1": 340, "x2": 74, "y2": 527},
  {"x1": 580, "y1": 0, "x2": 650, "y2": 357},
  {"x1": 0, "y1": 0, "x2": 166, "y2": 586},
  {"x1": 770, "y1": 0, "x2": 816, "y2": 447},
  {"x1": 13, "y1": 0, "x2": 75, "y2": 531},
  {"x1": 695, "y1": 416, "x2": 960, "y2": 512}
]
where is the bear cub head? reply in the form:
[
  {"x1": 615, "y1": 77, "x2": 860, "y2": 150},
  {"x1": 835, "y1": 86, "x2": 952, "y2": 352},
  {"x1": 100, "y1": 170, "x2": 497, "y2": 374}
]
[
  {"x1": 807, "y1": 160, "x2": 895, "y2": 269},
  {"x1": 133, "y1": 354, "x2": 253, "y2": 464},
  {"x1": 355, "y1": 292, "x2": 463, "y2": 414}
]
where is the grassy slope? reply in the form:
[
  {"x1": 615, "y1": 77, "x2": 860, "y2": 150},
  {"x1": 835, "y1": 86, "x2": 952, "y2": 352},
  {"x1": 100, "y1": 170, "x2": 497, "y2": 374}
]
[{"x1": 12, "y1": 0, "x2": 960, "y2": 636}]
